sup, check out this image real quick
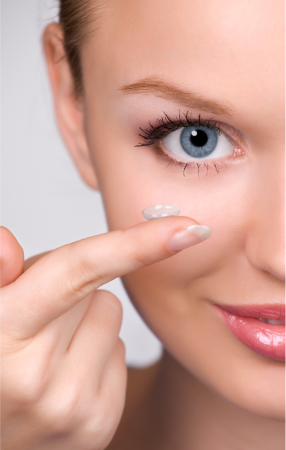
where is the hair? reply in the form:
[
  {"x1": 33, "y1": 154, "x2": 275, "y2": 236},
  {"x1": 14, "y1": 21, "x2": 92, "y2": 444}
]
[{"x1": 59, "y1": 0, "x2": 103, "y2": 96}]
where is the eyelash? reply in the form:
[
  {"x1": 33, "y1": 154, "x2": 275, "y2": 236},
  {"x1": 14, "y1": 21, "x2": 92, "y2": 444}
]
[{"x1": 135, "y1": 111, "x2": 244, "y2": 177}]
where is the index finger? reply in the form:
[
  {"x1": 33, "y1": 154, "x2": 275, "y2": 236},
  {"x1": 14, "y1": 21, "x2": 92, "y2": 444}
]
[{"x1": 2, "y1": 217, "x2": 211, "y2": 338}]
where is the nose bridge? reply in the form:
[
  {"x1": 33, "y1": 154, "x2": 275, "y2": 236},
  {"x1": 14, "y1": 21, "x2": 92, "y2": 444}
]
[{"x1": 245, "y1": 168, "x2": 285, "y2": 281}]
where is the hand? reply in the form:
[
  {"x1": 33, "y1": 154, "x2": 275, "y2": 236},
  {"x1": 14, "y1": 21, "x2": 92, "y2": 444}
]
[
  {"x1": 0, "y1": 226, "x2": 24, "y2": 286},
  {"x1": 1, "y1": 218, "x2": 209, "y2": 450}
]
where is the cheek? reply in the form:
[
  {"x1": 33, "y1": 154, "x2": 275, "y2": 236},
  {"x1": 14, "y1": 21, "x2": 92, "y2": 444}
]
[
  {"x1": 85, "y1": 79, "x2": 251, "y2": 234},
  {"x1": 87, "y1": 111, "x2": 285, "y2": 418},
  {"x1": 87, "y1": 100, "x2": 253, "y2": 287},
  {"x1": 113, "y1": 172, "x2": 246, "y2": 344},
  {"x1": 92, "y1": 134, "x2": 251, "y2": 234},
  {"x1": 120, "y1": 193, "x2": 253, "y2": 341}
]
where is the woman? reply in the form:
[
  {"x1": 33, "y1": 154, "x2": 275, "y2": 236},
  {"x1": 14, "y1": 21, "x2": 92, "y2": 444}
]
[{"x1": 1, "y1": 0, "x2": 285, "y2": 449}]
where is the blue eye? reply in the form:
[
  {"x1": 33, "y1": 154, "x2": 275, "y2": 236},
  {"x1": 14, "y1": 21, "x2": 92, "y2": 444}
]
[
  {"x1": 162, "y1": 125, "x2": 234, "y2": 162},
  {"x1": 180, "y1": 126, "x2": 218, "y2": 158}
]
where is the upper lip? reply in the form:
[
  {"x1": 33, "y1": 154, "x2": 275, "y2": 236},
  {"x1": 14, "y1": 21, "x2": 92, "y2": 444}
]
[{"x1": 216, "y1": 304, "x2": 285, "y2": 322}]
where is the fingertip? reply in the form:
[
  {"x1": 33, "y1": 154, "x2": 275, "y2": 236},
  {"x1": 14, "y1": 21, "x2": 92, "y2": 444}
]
[
  {"x1": 121, "y1": 215, "x2": 211, "y2": 266},
  {"x1": 167, "y1": 224, "x2": 212, "y2": 253},
  {"x1": 0, "y1": 227, "x2": 24, "y2": 287}
]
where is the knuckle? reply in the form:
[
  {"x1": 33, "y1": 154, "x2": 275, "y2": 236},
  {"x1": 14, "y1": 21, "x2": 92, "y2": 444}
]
[
  {"x1": 40, "y1": 388, "x2": 115, "y2": 448},
  {"x1": 83, "y1": 402, "x2": 120, "y2": 449},
  {"x1": 122, "y1": 231, "x2": 148, "y2": 268},
  {"x1": 121, "y1": 227, "x2": 160, "y2": 268},
  {"x1": 65, "y1": 265, "x2": 91, "y2": 300},
  {"x1": 62, "y1": 244, "x2": 99, "y2": 300},
  {"x1": 2, "y1": 348, "x2": 49, "y2": 407},
  {"x1": 40, "y1": 390, "x2": 80, "y2": 435},
  {"x1": 40, "y1": 373, "x2": 124, "y2": 448},
  {"x1": 3, "y1": 370, "x2": 45, "y2": 406}
]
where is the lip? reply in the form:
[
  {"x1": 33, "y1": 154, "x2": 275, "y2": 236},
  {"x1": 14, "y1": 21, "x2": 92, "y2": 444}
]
[{"x1": 214, "y1": 304, "x2": 285, "y2": 361}]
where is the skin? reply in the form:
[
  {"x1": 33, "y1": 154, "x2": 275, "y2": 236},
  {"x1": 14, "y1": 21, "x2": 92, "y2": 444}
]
[
  {"x1": 45, "y1": 0, "x2": 286, "y2": 449},
  {"x1": 1, "y1": 219, "x2": 203, "y2": 450},
  {"x1": 1, "y1": 0, "x2": 284, "y2": 449}
]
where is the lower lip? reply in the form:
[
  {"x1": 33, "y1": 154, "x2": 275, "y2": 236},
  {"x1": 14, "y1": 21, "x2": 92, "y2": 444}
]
[{"x1": 214, "y1": 306, "x2": 285, "y2": 361}]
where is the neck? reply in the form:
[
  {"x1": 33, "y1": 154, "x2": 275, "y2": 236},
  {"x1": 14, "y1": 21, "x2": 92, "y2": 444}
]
[{"x1": 140, "y1": 350, "x2": 285, "y2": 450}]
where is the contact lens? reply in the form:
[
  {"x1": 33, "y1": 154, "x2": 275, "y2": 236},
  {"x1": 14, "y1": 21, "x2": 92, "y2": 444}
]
[{"x1": 142, "y1": 205, "x2": 180, "y2": 220}]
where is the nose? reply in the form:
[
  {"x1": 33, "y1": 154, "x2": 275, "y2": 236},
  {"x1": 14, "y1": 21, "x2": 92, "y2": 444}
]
[{"x1": 245, "y1": 168, "x2": 285, "y2": 282}]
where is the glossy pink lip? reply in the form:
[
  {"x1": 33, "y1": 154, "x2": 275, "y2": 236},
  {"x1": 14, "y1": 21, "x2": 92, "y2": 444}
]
[{"x1": 214, "y1": 304, "x2": 285, "y2": 361}]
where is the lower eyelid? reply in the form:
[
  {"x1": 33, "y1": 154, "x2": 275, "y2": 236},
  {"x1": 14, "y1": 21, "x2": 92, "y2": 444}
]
[{"x1": 153, "y1": 140, "x2": 245, "y2": 175}]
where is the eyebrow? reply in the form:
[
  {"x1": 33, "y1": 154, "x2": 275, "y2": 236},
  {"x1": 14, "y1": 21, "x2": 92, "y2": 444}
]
[{"x1": 120, "y1": 76, "x2": 234, "y2": 117}]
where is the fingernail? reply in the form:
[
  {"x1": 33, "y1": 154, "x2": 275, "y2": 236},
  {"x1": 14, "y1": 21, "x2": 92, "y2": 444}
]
[{"x1": 168, "y1": 225, "x2": 211, "y2": 252}]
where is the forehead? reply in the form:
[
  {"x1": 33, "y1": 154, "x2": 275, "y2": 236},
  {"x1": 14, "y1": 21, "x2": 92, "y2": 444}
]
[{"x1": 83, "y1": 0, "x2": 284, "y2": 119}]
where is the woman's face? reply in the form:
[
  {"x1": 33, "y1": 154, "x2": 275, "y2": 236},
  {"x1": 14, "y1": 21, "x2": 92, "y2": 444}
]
[{"x1": 76, "y1": 0, "x2": 284, "y2": 418}]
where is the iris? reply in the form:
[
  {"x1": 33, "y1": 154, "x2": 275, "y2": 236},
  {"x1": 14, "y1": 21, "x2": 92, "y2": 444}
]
[{"x1": 180, "y1": 126, "x2": 218, "y2": 158}]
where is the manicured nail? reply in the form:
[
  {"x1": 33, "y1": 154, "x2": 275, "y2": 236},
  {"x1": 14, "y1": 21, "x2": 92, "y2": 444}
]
[
  {"x1": 168, "y1": 225, "x2": 211, "y2": 252},
  {"x1": 142, "y1": 205, "x2": 180, "y2": 220}
]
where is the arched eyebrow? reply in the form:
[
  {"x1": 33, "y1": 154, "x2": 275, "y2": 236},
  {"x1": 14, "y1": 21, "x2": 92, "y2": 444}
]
[{"x1": 120, "y1": 76, "x2": 234, "y2": 117}]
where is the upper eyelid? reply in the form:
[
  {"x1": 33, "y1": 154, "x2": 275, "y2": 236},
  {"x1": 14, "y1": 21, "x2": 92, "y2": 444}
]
[{"x1": 135, "y1": 111, "x2": 246, "y2": 148}]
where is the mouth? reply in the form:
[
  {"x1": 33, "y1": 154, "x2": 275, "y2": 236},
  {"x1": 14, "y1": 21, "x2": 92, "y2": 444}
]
[{"x1": 214, "y1": 304, "x2": 285, "y2": 361}]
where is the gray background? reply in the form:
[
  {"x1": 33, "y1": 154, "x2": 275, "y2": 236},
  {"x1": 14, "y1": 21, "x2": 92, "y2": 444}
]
[{"x1": 1, "y1": 0, "x2": 162, "y2": 366}]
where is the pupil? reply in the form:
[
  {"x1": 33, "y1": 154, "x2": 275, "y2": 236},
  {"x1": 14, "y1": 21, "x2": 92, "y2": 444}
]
[{"x1": 190, "y1": 129, "x2": 208, "y2": 147}]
